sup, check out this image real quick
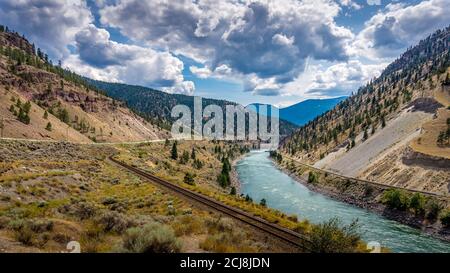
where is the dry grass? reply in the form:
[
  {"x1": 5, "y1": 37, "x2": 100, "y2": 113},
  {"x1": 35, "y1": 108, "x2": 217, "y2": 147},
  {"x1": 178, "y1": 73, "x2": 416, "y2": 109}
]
[{"x1": 410, "y1": 107, "x2": 450, "y2": 159}]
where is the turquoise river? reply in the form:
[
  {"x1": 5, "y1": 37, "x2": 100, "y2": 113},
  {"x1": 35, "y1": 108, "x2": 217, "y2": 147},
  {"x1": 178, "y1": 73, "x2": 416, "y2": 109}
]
[{"x1": 236, "y1": 150, "x2": 450, "y2": 253}]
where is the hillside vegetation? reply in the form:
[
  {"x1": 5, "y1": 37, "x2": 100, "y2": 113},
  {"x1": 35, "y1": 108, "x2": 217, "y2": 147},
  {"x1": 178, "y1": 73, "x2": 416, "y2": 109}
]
[
  {"x1": 281, "y1": 26, "x2": 450, "y2": 194},
  {"x1": 0, "y1": 140, "x2": 290, "y2": 253},
  {"x1": 0, "y1": 27, "x2": 168, "y2": 143},
  {"x1": 87, "y1": 79, "x2": 299, "y2": 137}
]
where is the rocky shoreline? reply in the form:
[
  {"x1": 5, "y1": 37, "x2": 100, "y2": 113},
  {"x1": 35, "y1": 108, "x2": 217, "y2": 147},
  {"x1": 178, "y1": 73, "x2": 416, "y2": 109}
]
[
  {"x1": 270, "y1": 158, "x2": 450, "y2": 243},
  {"x1": 230, "y1": 152, "x2": 248, "y2": 194}
]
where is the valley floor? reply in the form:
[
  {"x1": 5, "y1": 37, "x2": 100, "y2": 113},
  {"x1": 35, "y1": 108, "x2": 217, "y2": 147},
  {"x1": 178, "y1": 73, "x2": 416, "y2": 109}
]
[{"x1": 0, "y1": 139, "x2": 294, "y2": 253}]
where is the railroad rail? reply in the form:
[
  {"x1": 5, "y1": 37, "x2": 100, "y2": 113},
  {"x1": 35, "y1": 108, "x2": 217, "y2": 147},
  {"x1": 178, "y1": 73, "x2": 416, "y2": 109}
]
[
  {"x1": 109, "y1": 156, "x2": 313, "y2": 252},
  {"x1": 283, "y1": 155, "x2": 449, "y2": 199}
]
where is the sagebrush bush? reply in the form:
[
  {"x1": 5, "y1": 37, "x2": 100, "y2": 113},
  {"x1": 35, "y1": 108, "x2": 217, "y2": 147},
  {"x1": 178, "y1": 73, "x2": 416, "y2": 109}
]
[
  {"x1": 15, "y1": 226, "x2": 34, "y2": 245},
  {"x1": 60, "y1": 201, "x2": 97, "y2": 220},
  {"x1": 7, "y1": 218, "x2": 54, "y2": 246},
  {"x1": 206, "y1": 217, "x2": 234, "y2": 233},
  {"x1": 172, "y1": 215, "x2": 203, "y2": 236},
  {"x1": 94, "y1": 211, "x2": 133, "y2": 233},
  {"x1": 200, "y1": 231, "x2": 256, "y2": 253},
  {"x1": 29, "y1": 219, "x2": 54, "y2": 233},
  {"x1": 120, "y1": 222, "x2": 181, "y2": 253},
  {"x1": 7, "y1": 219, "x2": 27, "y2": 231},
  {"x1": 0, "y1": 216, "x2": 10, "y2": 229},
  {"x1": 309, "y1": 218, "x2": 361, "y2": 253}
]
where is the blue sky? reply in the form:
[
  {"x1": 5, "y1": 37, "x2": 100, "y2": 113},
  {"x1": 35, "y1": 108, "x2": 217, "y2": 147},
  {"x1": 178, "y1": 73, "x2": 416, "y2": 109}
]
[{"x1": 1, "y1": 0, "x2": 448, "y2": 107}]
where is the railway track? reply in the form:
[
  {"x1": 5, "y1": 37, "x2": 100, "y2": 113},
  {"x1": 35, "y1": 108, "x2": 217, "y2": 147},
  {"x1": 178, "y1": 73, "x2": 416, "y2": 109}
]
[
  {"x1": 284, "y1": 155, "x2": 449, "y2": 199},
  {"x1": 109, "y1": 156, "x2": 313, "y2": 252}
]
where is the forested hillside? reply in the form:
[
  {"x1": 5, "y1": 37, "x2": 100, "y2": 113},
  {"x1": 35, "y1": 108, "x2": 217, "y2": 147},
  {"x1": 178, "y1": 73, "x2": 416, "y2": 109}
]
[
  {"x1": 87, "y1": 79, "x2": 299, "y2": 137},
  {"x1": 282, "y1": 26, "x2": 449, "y2": 160},
  {"x1": 281, "y1": 26, "x2": 450, "y2": 194},
  {"x1": 0, "y1": 25, "x2": 167, "y2": 142}
]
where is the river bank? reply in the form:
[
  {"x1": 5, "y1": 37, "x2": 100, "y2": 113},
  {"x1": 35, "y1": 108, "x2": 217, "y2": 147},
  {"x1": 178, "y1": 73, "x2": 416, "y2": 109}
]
[
  {"x1": 234, "y1": 150, "x2": 450, "y2": 252},
  {"x1": 230, "y1": 152, "x2": 248, "y2": 194},
  {"x1": 269, "y1": 154, "x2": 450, "y2": 243}
]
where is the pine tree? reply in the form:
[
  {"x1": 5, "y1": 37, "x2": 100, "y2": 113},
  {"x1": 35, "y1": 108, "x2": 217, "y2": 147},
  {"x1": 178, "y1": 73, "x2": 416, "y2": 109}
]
[
  {"x1": 381, "y1": 115, "x2": 386, "y2": 128},
  {"x1": 180, "y1": 150, "x2": 189, "y2": 164},
  {"x1": 260, "y1": 199, "x2": 267, "y2": 207},
  {"x1": 23, "y1": 101, "x2": 31, "y2": 114},
  {"x1": 363, "y1": 129, "x2": 368, "y2": 141},
  {"x1": 43, "y1": 110, "x2": 48, "y2": 119},
  {"x1": 191, "y1": 147, "x2": 196, "y2": 160},
  {"x1": 217, "y1": 157, "x2": 231, "y2": 188},
  {"x1": 57, "y1": 108, "x2": 69, "y2": 123},
  {"x1": 171, "y1": 141, "x2": 178, "y2": 160},
  {"x1": 45, "y1": 122, "x2": 52, "y2": 131},
  {"x1": 17, "y1": 108, "x2": 30, "y2": 124}
]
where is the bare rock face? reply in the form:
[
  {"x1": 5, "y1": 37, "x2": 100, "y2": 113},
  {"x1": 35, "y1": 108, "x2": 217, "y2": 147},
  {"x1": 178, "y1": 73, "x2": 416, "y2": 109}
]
[
  {"x1": 402, "y1": 147, "x2": 450, "y2": 169},
  {"x1": 408, "y1": 98, "x2": 443, "y2": 114},
  {"x1": 0, "y1": 32, "x2": 34, "y2": 55}
]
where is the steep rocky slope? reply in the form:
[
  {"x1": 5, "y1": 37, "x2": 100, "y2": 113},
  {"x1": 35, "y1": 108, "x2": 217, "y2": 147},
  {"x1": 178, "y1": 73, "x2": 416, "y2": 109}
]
[
  {"x1": 282, "y1": 26, "x2": 450, "y2": 194},
  {"x1": 0, "y1": 29, "x2": 168, "y2": 143}
]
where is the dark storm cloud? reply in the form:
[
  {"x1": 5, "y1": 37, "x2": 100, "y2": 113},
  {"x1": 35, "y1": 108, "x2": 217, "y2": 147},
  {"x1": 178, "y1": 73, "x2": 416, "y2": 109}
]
[
  {"x1": 99, "y1": 0, "x2": 354, "y2": 93},
  {"x1": 75, "y1": 25, "x2": 135, "y2": 68}
]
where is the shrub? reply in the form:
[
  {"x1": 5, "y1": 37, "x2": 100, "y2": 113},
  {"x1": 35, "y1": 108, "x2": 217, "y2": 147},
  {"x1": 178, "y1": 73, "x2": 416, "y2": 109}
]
[
  {"x1": 425, "y1": 200, "x2": 442, "y2": 221},
  {"x1": 308, "y1": 171, "x2": 318, "y2": 184},
  {"x1": 205, "y1": 217, "x2": 235, "y2": 233},
  {"x1": 440, "y1": 210, "x2": 450, "y2": 228},
  {"x1": 244, "y1": 194, "x2": 253, "y2": 202},
  {"x1": 45, "y1": 122, "x2": 52, "y2": 131},
  {"x1": 7, "y1": 219, "x2": 27, "y2": 231},
  {"x1": 199, "y1": 231, "x2": 251, "y2": 253},
  {"x1": 364, "y1": 185, "x2": 374, "y2": 197},
  {"x1": 309, "y1": 218, "x2": 361, "y2": 253},
  {"x1": 29, "y1": 219, "x2": 54, "y2": 233},
  {"x1": 15, "y1": 226, "x2": 34, "y2": 245},
  {"x1": 120, "y1": 222, "x2": 181, "y2": 253},
  {"x1": 183, "y1": 173, "x2": 196, "y2": 185},
  {"x1": 95, "y1": 211, "x2": 133, "y2": 233},
  {"x1": 409, "y1": 193, "x2": 426, "y2": 215},
  {"x1": 382, "y1": 189, "x2": 409, "y2": 210},
  {"x1": 172, "y1": 215, "x2": 203, "y2": 236},
  {"x1": 260, "y1": 198, "x2": 267, "y2": 207},
  {"x1": 102, "y1": 197, "x2": 117, "y2": 206},
  {"x1": 0, "y1": 216, "x2": 10, "y2": 229},
  {"x1": 60, "y1": 201, "x2": 97, "y2": 220}
]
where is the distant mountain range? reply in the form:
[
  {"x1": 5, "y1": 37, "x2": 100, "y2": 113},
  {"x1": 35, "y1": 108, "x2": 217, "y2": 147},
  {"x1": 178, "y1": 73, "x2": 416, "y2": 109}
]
[
  {"x1": 86, "y1": 79, "x2": 299, "y2": 137},
  {"x1": 279, "y1": 97, "x2": 347, "y2": 126},
  {"x1": 249, "y1": 97, "x2": 347, "y2": 126}
]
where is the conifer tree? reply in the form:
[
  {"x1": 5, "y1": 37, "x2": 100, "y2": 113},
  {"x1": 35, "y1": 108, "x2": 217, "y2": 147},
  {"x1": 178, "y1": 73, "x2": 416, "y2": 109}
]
[
  {"x1": 45, "y1": 122, "x2": 52, "y2": 131},
  {"x1": 171, "y1": 141, "x2": 178, "y2": 160}
]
